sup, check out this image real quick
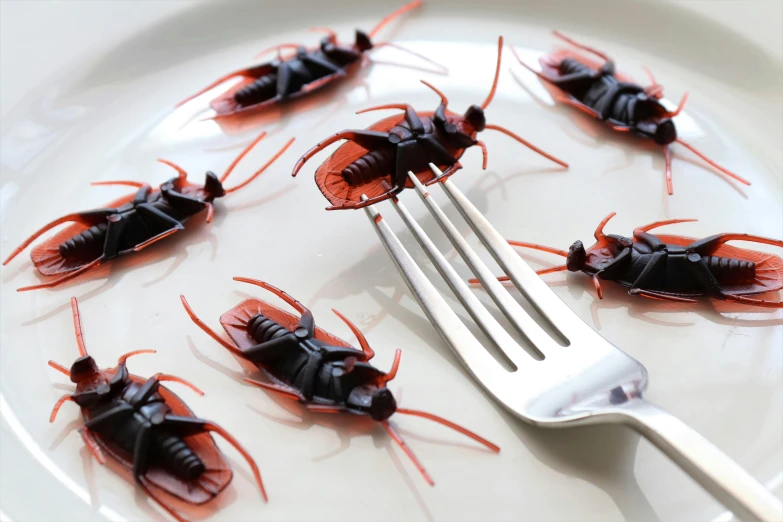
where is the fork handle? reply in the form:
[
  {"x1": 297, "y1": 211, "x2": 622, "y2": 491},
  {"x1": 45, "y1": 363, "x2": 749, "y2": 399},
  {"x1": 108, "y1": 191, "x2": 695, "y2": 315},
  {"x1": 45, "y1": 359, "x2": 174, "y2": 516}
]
[{"x1": 620, "y1": 399, "x2": 782, "y2": 522}]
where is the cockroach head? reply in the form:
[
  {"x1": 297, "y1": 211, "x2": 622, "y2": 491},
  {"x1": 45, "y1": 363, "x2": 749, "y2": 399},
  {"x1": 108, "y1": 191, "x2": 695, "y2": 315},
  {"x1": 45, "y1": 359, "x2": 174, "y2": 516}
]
[
  {"x1": 566, "y1": 240, "x2": 586, "y2": 272},
  {"x1": 354, "y1": 30, "x2": 373, "y2": 52},
  {"x1": 463, "y1": 104, "x2": 486, "y2": 132},
  {"x1": 370, "y1": 387, "x2": 397, "y2": 421},
  {"x1": 635, "y1": 119, "x2": 676, "y2": 146},
  {"x1": 70, "y1": 355, "x2": 99, "y2": 384},
  {"x1": 204, "y1": 171, "x2": 226, "y2": 200}
]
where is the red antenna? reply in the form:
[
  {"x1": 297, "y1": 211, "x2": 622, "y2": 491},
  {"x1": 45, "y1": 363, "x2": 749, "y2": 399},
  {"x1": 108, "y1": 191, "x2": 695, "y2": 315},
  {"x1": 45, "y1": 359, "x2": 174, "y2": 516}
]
[
  {"x1": 480, "y1": 36, "x2": 504, "y2": 110},
  {"x1": 594, "y1": 212, "x2": 616, "y2": 241},
  {"x1": 468, "y1": 240, "x2": 569, "y2": 284},
  {"x1": 70, "y1": 297, "x2": 88, "y2": 357},
  {"x1": 368, "y1": 0, "x2": 422, "y2": 40}
]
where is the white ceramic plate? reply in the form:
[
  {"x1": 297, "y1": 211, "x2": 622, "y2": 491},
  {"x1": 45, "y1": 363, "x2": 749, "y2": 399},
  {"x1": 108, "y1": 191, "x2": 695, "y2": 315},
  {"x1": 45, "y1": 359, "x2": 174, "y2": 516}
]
[{"x1": 1, "y1": 1, "x2": 781, "y2": 521}]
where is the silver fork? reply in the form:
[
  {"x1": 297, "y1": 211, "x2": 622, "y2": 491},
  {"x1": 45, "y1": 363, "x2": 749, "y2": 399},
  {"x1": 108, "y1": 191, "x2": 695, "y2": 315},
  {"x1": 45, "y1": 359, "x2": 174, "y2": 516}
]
[{"x1": 361, "y1": 164, "x2": 782, "y2": 522}]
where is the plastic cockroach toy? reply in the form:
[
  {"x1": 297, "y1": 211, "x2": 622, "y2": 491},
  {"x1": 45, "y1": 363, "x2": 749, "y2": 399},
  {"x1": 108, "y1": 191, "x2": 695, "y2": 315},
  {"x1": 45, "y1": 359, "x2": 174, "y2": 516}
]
[
  {"x1": 3, "y1": 132, "x2": 293, "y2": 291},
  {"x1": 176, "y1": 0, "x2": 440, "y2": 118},
  {"x1": 181, "y1": 278, "x2": 500, "y2": 485},
  {"x1": 473, "y1": 213, "x2": 783, "y2": 308},
  {"x1": 48, "y1": 298, "x2": 266, "y2": 522},
  {"x1": 291, "y1": 36, "x2": 569, "y2": 210},
  {"x1": 511, "y1": 30, "x2": 751, "y2": 195}
]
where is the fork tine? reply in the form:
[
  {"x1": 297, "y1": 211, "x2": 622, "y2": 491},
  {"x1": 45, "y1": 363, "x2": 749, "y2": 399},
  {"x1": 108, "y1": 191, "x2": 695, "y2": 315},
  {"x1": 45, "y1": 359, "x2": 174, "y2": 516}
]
[
  {"x1": 405, "y1": 170, "x2": 561, "y2": 358},
  {"x1": 389, "y1": 194, "x2": 535, "y2": 368},
  {"x1": 433, "y1": 165, "x2": 600, "y2": 342},
  {"x1": 362, "y1": 196, "x2": 506, "y2": 384}
]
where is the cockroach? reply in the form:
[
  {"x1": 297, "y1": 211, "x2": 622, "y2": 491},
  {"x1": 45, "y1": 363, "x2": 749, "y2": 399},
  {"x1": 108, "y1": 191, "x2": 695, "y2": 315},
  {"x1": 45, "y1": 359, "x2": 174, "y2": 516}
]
[
  {"x1": 180, "y1": 278, "x2": 500, "y2": 485},
  {"x1": 2, "y1": 132, "x2": 294, "y2": 291},
  {"x1": 176, "y1": 0, "x2": 442, "y2": 118},
  {"x1": 48, "y1": 297, "x2": 266, "y2": 522},
  {"x1": 511, "y1": 30, "x2": 751, "y2": 195},
  {"x1": 291, "y1": 36, "x2": 569, "y2": 210},
  {"x1": 473, "y1": 213, "x2": 783, "y2": 308}
]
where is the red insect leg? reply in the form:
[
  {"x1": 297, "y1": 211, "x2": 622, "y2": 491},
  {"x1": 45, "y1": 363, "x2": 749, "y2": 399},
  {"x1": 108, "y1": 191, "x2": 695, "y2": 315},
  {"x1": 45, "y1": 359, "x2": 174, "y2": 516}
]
[
  {"x1": 634, "y1": 218, "x2": 698, "y2": 235},
  {"x1": 476, "y1": 140, "x2": 488, "y2": 169},
  {"x1": 635, "y1": 290, "x2": 697, "y2": 303},
  {"x1": 308, "y1": 27, "x2": 336, "y2": 42},
  {"x1": 71, "y1": 296, "x2": 88, "y2": 356},
  {"x1": 202, "y1": 421, "x2": 267, "y2": 502},
  {"x1": 722, "y1": 294, "x2": 783, "y2": 309},
  {"x1": 551, "y1": 30, "x2": 611, "y2": 64},
  {"x1": 510, "y1": 44, "x2": 552, "y2": 84},
  {"x1": 663, "y1": 92, "x2": 689, "y2": 118},
  {"x1": 381, "y1": 420, "x2": 434, "y2": 486},
  {"x1": 49, "y1": 395, "x2": 76, "y2": 422},
  {"x1": 253, "y1": 43, "x2": 302, "y2": 60},
  {"x1": 483, "y1": 124, "x2": 568, "y2": 168},
  {"x1": 79, "y1": 429, "x2": 107, "y2": 465},
  {"x1": 90, "y1": 180, "x2": 146, "y2": 188},
  {"x1": 223, "y1": 137, "x2": 295, "y2": 195},
  {"x1": 380, "y1": 349, "x2": 402, "y2": 385},
  {"x1": 419, "y1": 80, "x2": 449, "y2": 105},
  {"x1": 330, "y1": 308, "x2": 375, "y2": 360},
  {"x1": 552, "y1": 95, "x2": 602, "y2": 119},
  {"x1": 594, "y1": 212, "x2": 617, "y2": 241},
  {"x1": 221, "y1": 130, "x2": 267, "y2": 183},
  {"x1": 469, "y1": 265, "x2": 568, "y2": 284},
  {"x1": 370, "y1": 43, "x2": 448, "y2": 74},
  {"x1": 395, "y1": 408, "x2": 501, "y2": 452},
  {"x1": 180, "y1": 295, "x2": 246, "y2": 358},
  {"x1": 175, "y1": 69, "x2": 253, "y2": 108},
  {"x1": 592, "y1": 275, "x2": 603, "y2": 299},
  {"x1": 292, "y1": 130, "x2": 389, "y2": 178},
  {"x1": 664, "y1": 145, "x2": 674, "y2": 195},
  {"x1": 133, "y1": 228, "x2": 182, "y2": 252},
  {"x1": 3, "y1": 213, "x2": 101, "y2": 266},
  {"x1": 157, "y1": 159, "x2": 189, "y2": 182},
  {"x1": 674, "y1": 139, "x2": 751, "y2": 186},
  {"x1": 368, "y1": 0, "x2": 422, "y2": 39},
  {"x1": 48, "y1": 360, "x2": 71, "y2": 376},
  {"x1": 232, "y1": 277, "x2": 308, "y2": 314},
  {"x1": 507, "y1": 240, "x2": 568, "y2": 257},
  {"x1": 153, "y1": 373, "x2": 205, "y2": 396},
  {"x1": 117, "y1": 349, "x2": 157, "y2": 364},
  {"x1": 244, "y1": 378, "x2": 304, "y2": 401}
]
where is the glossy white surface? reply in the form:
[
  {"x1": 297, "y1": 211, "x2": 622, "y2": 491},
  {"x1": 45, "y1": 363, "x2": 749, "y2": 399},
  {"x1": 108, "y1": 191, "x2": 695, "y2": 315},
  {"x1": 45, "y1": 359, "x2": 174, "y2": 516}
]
[{"x1": 1, "y1": 1, "x2": 781, "y2": 522}]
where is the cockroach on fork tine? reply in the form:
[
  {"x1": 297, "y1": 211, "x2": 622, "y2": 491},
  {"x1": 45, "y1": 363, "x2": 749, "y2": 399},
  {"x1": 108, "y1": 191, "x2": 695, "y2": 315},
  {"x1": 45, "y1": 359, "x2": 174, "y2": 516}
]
[
  {"x1": 176, "y1": 0, "x2": 444, "y2": 119},
  {"x1": 48, "y1": 297, "x2": 266, "y2": 522},
  {"x1": 472, "y1": 213, "x2": 783, "y2": 308},
  {"x1": 2, "y1": 132, "x2": 294, "y2": 291},
  {"x1": 511, "y1": 30, "x2": 750, "y2": 195},
  {"x1": 181, "y1": 279, "x2": 500, "y2": 486},
  {"x1": 291, "y1": 36, "x2": 569, "y2": 210}
]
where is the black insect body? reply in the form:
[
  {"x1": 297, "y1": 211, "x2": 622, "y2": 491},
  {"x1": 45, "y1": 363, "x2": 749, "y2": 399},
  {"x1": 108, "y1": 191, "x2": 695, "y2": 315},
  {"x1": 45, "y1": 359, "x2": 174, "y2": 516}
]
[
  {"x1": 176, "y1": 0, "x2": 440, "y2": 118},
  {"x1": 512, "y1": 30, "x2": 751, "y2": 194},
  {"x1": 482, "y1": 213, "x2": 783, "y2": 308},
  {"x1": 3, "y1": 131, "x2": 293, "y2": 291},
  {"x1": 181, "y1": 278, "x2": 500, "y2": 485},
  {"x1": 48, "y1": 298, "x2": 266, "y2": 522}
]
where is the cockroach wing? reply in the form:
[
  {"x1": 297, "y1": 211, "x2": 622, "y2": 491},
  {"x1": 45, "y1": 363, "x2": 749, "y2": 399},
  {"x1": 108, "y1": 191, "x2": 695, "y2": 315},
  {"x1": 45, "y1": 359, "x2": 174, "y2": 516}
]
[
  {"x1": 315, "y1": 111, "x2": 465, "y2": 208},
  {"x1": 220, "y1": 299, "x2": 358, "y2": 352},
  {"x1": 656, "y1": 234, "x2": 783, "y2": 296},
  {"x1": 30, "y1": 192, "x2": 140, "y2": 276},
  {"x1": 88, "y1": 372, "x2": 232, "y2": 505}
]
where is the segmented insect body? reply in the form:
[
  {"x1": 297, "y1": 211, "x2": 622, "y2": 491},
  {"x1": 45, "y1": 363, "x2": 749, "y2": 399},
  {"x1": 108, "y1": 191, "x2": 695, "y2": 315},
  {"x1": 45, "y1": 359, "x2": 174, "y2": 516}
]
[
  {"x1": 48, "y1": 298, "x2": 266, "y2": 522},
  {"x1": 3, "y1": 131, "x2": 294, "y2": 291},
  {"x1": 512, "y1": 30, "x2": 751, "y2": 194},
  {"x1": 292, "y1": 36, "x2": 569, "y2": 210},
  {"x1": 181, "y1": 279, "x2": 501, "y2": 485},
  {"x1": 479, "y1": 213, "x2": 783, "y2": 308},
  {"x1": 176, "y1": 0, "x2": 440, "y2": 118}
]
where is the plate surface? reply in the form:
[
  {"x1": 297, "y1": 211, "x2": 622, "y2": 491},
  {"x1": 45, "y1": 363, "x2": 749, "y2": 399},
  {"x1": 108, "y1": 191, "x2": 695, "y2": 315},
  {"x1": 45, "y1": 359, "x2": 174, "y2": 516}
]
[{"x1": 1, "y1": 1, "x2": 782, "y2": 521}]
